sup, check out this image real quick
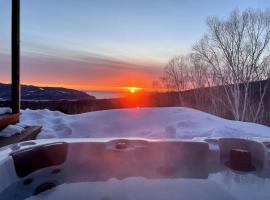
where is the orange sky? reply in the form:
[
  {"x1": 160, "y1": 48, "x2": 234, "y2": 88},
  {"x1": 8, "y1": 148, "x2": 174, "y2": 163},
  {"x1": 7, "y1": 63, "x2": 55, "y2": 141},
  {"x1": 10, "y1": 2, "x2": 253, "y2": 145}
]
[
  {"x1": 0, "y1": 63, "x2": 162, "y2": 92},
  {"x1": 19, "y1": 73, "x2": 157, "y2": 91},
  {"x1": 21, "y1": 65, "x2": 161, "y2": 91},
  {"x1": 0, "y1": 51, "x2": 163, "y2": 91}
]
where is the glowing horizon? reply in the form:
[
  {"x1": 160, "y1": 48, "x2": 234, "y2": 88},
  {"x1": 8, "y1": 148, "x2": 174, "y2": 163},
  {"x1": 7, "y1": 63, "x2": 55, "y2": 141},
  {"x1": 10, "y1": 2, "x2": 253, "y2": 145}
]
[{"x1": 0, "y1": 81, "x2": 148, "y2": 92}]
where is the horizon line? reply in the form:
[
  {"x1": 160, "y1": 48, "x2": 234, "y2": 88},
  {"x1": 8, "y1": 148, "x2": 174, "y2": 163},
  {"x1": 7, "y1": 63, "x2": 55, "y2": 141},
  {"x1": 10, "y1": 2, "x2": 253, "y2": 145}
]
[{"x1": 1, "y1": 82, "x2": 154, "y2": 92}]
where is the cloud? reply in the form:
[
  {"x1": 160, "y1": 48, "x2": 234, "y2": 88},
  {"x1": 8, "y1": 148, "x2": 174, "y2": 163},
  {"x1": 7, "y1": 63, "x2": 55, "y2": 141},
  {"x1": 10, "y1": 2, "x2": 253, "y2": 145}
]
[{"x1": 0, "y1": 47, "x2": 163, "y2": 89}]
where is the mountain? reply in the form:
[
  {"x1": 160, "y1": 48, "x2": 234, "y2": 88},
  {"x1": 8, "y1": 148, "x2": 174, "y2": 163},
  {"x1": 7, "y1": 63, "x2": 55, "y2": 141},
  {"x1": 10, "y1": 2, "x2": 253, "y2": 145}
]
[{"x1": 0, "y1": 83, "x2": 95, "y2": 101}]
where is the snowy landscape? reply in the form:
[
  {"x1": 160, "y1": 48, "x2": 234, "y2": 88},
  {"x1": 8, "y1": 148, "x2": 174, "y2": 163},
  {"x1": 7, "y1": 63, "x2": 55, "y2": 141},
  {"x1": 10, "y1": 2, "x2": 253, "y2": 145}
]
[
  {"x1": 1, "y1": 2, "x2": 270, "y2": 199},
  {"x1": 1, "y1": 107, "x2": 269, "y2": 140}
]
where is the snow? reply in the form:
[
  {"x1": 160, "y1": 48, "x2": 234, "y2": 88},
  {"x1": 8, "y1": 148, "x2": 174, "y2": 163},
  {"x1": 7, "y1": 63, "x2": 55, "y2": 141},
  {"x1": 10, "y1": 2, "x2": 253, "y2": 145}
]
[
  {"x1": 3, "y1": 107, "x2": 267, "y2": 140},
  {"x1": 0, "y1": 124, "x2": 26, "y2": 137},
  {"x1": 0, "y1": 107, "x2": 11, "y2": 115},
  {"x1": 0, "y1": 107, "x2": 25, "y2": 137}
]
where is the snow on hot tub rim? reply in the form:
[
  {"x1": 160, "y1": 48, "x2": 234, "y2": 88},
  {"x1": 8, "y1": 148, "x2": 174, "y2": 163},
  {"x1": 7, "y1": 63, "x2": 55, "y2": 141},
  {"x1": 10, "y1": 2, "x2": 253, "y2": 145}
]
[{"x1": 0, "y1": 136, "x2": 270, "y2": 159}]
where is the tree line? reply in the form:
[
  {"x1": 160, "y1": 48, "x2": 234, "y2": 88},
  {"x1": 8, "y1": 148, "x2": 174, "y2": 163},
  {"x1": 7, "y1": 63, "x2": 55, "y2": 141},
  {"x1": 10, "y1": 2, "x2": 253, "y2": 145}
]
[{"x1": 153, "y1": 9, "x2": 270, "y2": 123}]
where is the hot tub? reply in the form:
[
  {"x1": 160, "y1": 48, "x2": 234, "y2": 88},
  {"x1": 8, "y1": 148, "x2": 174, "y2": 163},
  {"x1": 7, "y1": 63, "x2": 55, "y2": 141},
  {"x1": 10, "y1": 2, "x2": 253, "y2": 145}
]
[{"x1": 0, "y1": 138, "x2": 270, "y2": 200}]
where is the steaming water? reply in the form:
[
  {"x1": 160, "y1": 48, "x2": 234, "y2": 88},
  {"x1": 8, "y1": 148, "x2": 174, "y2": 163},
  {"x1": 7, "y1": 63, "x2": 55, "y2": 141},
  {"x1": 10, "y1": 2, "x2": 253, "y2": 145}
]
[
  {"x1": 1, "y1": 164, "x2": 270, "y2": 200},
  {"x1": 26, "y1": 173, "x2": 270, "y2": 200}
]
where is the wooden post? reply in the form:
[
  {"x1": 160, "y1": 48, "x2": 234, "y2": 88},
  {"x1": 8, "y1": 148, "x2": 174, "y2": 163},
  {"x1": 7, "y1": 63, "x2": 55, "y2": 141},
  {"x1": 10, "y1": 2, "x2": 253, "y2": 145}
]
[{"x1": 11, "y1": 0, "x2": 20, "y2": 115}]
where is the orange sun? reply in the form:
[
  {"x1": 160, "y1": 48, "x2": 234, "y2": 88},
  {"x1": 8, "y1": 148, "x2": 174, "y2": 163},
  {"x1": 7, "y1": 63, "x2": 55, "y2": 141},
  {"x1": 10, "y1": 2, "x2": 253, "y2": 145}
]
[
  {"x1": 126, "y1": 87, "x2": 141, "y2": 93},
  {"x1": 130, "y1": 88, "x2": 136, "y2": 93}
]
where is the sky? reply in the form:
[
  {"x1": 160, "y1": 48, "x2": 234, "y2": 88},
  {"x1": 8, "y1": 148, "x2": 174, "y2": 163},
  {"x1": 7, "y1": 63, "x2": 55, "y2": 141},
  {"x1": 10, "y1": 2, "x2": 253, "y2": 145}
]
[{"x1": 0, "y1": 0, "x2": 269, "y2": 91}]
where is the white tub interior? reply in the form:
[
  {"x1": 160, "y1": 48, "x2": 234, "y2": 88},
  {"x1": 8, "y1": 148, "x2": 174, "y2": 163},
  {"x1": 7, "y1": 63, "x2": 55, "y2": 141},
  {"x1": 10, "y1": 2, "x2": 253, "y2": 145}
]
[{"x1": 0, "y1": 138, "x2": 269, "y2": 200}]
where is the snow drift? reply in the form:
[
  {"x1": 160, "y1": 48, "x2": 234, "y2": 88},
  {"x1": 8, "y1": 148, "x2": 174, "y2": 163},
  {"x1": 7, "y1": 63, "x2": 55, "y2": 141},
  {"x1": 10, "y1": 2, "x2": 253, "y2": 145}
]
[
  {"x1": 1, "y1": 107, "x2": 268, "y2": 139},
  {"x1": 0, "y1": 107, "x2": 11, "y2": 115}
]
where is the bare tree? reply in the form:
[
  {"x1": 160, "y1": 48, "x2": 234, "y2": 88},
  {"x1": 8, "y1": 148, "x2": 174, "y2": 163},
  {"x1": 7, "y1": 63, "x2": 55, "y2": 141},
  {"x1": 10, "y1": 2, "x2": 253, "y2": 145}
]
[
  {"x1": 186, "y1": 54, "x2": 226, "y2": 115},
  {"x1": 193, "y1": 9, "x2": 270, "y2": 122},
  {"x1": 152, "y1": 79, "x2": 164, "y2": 93},
  {"x1": 188, "y1": 54, "x2": 210, "y2": 89},
  {"x1": 162, "y1": 56, "x2": 190, "y2": 105}
]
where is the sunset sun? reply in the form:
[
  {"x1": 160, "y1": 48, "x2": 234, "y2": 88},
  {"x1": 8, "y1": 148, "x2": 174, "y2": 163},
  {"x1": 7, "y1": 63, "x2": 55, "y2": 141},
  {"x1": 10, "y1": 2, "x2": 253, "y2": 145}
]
[
  {"x1": 126, "y1": 87, "x2": 141, "y2": 93},
  {"x1": 130, "y1": 88, "x2": 136, "y2": 93}
]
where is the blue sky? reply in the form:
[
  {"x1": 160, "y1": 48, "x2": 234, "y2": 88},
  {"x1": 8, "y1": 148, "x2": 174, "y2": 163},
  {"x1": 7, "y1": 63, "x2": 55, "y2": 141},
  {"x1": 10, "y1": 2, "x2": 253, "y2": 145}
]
[{"x1": 0, "y1": 0, "x2": 269, "y2": 89}]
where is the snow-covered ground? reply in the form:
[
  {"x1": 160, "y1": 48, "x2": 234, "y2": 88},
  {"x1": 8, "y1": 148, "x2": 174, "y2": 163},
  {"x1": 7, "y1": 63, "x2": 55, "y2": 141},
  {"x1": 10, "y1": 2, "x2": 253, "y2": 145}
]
[
  {"x1": 1, "y1": 107, "x2": 269, "y2": 139},
  {"x1": 0, "y1": 107, "x2": 11, "y2": 115}
]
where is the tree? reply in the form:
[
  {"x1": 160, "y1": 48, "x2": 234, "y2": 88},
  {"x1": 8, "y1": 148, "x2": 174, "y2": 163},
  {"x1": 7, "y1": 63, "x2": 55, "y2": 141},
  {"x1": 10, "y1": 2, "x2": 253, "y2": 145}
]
[
  {"x1": 193, "y1": 9, "x2": 270, "y2": 122},
  {"x1": 162, "y1": 56, "x2": 190, "y2": 105}
]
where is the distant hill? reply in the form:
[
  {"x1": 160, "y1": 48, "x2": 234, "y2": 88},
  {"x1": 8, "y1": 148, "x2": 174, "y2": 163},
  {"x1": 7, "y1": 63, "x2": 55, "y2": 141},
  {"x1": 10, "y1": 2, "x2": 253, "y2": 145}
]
[{"x1": 0, "y1": 83, "x2": 95, "y2": 101}]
